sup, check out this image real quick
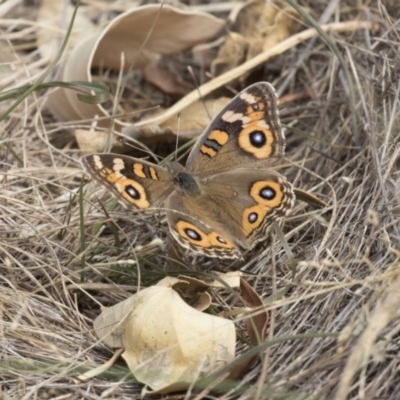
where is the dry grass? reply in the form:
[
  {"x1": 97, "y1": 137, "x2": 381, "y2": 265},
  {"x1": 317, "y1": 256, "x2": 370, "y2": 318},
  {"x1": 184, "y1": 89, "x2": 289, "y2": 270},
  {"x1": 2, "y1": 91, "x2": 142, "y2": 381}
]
[{"x1": 1, "y1": 1, "x2": 400, "y2": 399}]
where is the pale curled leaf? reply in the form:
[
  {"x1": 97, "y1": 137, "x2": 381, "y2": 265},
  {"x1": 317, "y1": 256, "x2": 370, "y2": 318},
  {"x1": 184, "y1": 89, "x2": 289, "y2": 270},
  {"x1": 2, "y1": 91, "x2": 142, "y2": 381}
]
[
  {"x1": 47, "y1": 4, "x2": 225, "y2": 132},
  {"x1": 93, "y1": 276, "x2": 235, "y2": 392},
  {"x1": 171, "y1": 277, "x2": 212, "y2": 311}
]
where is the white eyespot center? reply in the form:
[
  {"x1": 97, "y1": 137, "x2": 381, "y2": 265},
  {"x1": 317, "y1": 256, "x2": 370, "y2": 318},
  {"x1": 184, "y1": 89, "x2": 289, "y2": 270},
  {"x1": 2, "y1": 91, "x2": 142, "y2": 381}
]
[
  {"x1": 186, "y1": 228, "x2": 201, "y2": 241},
  {"x1": 249, "y1": 212, "x2": 258, "y2": 223},
  {"x1": 260, "y1": 187, "x2": 275, "y2": 200},
  {"x1": 126, "y1": 185, "x2": 139, "y2": 199}
]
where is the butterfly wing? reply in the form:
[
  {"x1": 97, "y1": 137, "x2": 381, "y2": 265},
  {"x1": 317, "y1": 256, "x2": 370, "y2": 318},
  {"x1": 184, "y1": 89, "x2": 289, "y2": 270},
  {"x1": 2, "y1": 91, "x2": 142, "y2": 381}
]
[
  {"x1": 165, "y1": 169, "x2": 295, "y2": 258},
  {"x1": 165, "y1": 192, "x2": 244, "y2": 259},
  {"x1": 82, "y1": 154, "x2": 175, "y2": 210},
  {"x1": 186, "y1": 82, "x2": 285, "y2": 176},
  {"x1": 207, "y1": 169, "x2": 295, "y2": 248}
]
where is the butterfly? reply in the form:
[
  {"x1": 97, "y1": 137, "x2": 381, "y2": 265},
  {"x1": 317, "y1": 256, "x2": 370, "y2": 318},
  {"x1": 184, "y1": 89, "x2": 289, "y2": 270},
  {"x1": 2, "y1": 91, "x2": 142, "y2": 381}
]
[{"x1": 82, "y1": 82, "x2": 295, "y2": 259}]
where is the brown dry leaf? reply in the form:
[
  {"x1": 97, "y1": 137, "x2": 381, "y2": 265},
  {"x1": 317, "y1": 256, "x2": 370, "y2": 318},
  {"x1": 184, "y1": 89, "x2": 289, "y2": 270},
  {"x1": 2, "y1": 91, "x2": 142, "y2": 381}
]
[
  {"x1": 294, "y1": 188, "x2": 327, "y2": 208},
  {"x1": 212, "y1": 0, "x2": 302, "y2": 76},
  {"x1": 210, "y1": 32, "x2": 249, "y2": 78},
  {"x1": 93, "y1": 276, "x2": 235, "y2": 393},
  {"x1": 124, "y1": 96, "x2": 230, "y2": 141},
  {"x1": 174, "y1": 272, "x2": 242, "y2": 310},
  {"x1": 47, "y1": 4, "x2": 225, "y2": 136},
  {"x1": 228, "y1": 278, "x2": 269, "y2": 379},
  {"x1": 163, "y1": 96, "x2": 230, "y2": 135},
  {"x1": 143, "y1": 61, "x2": 195, "y2": 97},
  {"x1": 258, "y1": 4, "x2": 302, "y2": 53},
  {"x1": 240, "y1": 278, "x2": 269, "y2": 346},
  {"x1": 132, "y1": 20, "x2": 377, "y2": 131},
  {"x1": 36, "y1": 0, "x2": 97, "y2": 62}
]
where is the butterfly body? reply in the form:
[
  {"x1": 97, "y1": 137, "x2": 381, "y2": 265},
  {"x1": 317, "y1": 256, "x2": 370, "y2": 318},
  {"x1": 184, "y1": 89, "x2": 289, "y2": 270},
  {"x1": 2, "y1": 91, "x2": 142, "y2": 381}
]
[
  {"x1": 166, "y1": 162, "x2": 202, "y2": 196},
  {"x1": 82, "y1": 82, "x2": 295, "y2": 259}
]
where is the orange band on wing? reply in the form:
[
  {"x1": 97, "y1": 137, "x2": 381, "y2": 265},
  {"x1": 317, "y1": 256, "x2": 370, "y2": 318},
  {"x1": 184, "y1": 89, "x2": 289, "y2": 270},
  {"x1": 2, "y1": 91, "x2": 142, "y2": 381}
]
[
  {"x1": 200, "y1": 130, "x2": 229, "y2": 158},
  {"x1": 208, "y1": 129, "x2": 229, "y2": 145},
  {"x1": 175, "y1": 221, "x2": 234, "y2": 249},
  {"x1": 208, "y1": 232, "x2": 235, "y2": 249},
  {"x1": 250, "y1": 181, "x2": 282, "y2": 207},
  {"x1": 238, "y1": 122, "x2": 274, "y2": 159},
  {"x1": 117, "y1": 178, "x2": 150, "y2": 209},
  {"x1": 149, "y1": 167, "x2": 159, "y2": 180},
  {"x1": 200, "y1": 146, "x2": 217, "y2": 158},
  {"x1": 99, "y1": 166, "x2": 150, "y2": 209},
  {"x1": 242, "y1": 205, "x2": 268, "y2": 236},
  {"x1": 246, "y1": 110, "x2": 264, "y2": 120},
  {"x1": 133, "y1": 163, "x2": 146, "y2": 178},
  {"x1": 242, "y1": 180, "x2": 284, "y2": 236}
]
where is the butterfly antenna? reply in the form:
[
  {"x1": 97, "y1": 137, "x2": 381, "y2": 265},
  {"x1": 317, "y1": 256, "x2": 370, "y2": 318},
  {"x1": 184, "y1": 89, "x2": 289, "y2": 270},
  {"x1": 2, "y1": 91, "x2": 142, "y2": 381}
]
[
  {"x1": 187, "y1": 65, "x2": 212, "y2": 121},
  {"x1": 175, "y1": 112, "x2": 181, "y2": 162}
]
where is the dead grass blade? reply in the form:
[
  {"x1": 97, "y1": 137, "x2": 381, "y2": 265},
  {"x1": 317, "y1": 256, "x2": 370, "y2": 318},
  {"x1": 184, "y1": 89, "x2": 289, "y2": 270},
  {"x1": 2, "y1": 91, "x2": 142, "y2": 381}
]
[{"x1": 1, "y1": 1, "x2": 399, "y2": 399}]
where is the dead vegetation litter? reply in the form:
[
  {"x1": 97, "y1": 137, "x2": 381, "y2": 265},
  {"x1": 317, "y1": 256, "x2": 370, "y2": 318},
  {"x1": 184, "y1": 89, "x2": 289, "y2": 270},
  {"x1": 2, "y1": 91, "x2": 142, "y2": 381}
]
[{"x1": 0, "y1": 0, "x2": 400, "y2": 399}]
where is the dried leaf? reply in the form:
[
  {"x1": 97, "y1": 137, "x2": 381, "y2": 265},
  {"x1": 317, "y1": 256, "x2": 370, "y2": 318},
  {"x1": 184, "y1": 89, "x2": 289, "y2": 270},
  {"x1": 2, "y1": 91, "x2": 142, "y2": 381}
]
[
  {"x1": 240, "y1": 278, "x2": 269, "y2": 346},
  {"x1": 47, "y1": 4, "x2": 225, "y2": 136},
  {"x1": 228, "y1": 278, "x2": 269, "y2": 379},
  {"x1": 93, "y1": 276, "x2": 235, "y2": 393},
  {"x1": 207, "y1": 271, "x2": 242, "y2": 289},
  {"x1": 124, "y1": 96, "x2": 230, "y2": 141},
  {"x1": 74, "y1": 129, "x2": 125, "y2": 154},
  {"x1": 212, "y1": 0, "x2": 302, "y2": 76},
  {"x1": 143, "y1": 61, "x2": 195, "y2": 97},
  {"x1": 294, "y1": 188, "x2": 327, "y2": 208},
  {"x1": 211, "y1": 32, "x2": 248, "y2": 77},
  {"x1": 132, "y1": 21, "x2": 377, "y2": 130}
]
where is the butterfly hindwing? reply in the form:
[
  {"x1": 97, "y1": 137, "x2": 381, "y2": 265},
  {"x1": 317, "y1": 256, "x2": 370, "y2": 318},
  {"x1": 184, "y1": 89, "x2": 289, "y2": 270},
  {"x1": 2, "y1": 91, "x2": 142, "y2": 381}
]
[{"x1": 165, "y1": 169, "x2": 295, "y2": 258}]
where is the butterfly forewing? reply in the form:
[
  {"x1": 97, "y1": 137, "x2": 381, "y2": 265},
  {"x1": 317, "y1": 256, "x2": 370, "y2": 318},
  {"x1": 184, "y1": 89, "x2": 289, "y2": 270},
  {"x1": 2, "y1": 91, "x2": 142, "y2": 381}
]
[
  {"x1": 82, "y1": 154, "x2": 175, "y2": 210},
  {"x1": 186, "y1": 82, "x2": 285, "y2": 176}
]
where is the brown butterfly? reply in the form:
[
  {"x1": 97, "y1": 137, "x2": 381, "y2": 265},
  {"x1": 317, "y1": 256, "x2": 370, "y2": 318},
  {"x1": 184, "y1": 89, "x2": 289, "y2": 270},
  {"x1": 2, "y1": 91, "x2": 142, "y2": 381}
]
[{"x1": 82, "y1": 82, "x2": 295, "y2": 258}]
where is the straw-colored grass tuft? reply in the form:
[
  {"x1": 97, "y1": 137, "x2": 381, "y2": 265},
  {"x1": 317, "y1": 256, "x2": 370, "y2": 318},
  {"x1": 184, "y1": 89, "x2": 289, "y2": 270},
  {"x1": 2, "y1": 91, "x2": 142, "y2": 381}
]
[{"x1": 1, "y1": 1, "x2": 399, "y2": 399}]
